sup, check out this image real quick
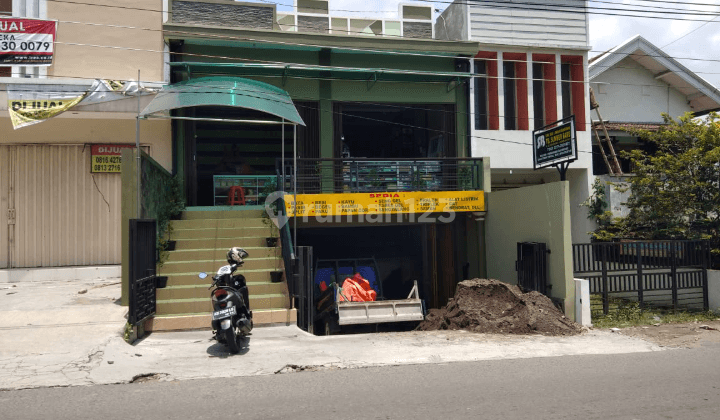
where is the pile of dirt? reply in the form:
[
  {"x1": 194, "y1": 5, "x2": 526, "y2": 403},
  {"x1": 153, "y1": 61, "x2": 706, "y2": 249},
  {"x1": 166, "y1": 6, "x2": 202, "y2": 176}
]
[{"x1": 417, "y1": 279, "x2": 582, "y2": 336}]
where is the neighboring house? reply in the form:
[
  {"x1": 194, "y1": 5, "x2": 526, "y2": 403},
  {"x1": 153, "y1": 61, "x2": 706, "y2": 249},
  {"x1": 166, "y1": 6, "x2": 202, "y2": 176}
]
[
  {"x1": 435, "y1": 0, "x2": 595, "y2": 244},
  {"x1": 588, "y1": 35, "x2": 720, "y2": 216},
  {"x1": 0, "y1": 0, "x2": 169, "y2": 272}
]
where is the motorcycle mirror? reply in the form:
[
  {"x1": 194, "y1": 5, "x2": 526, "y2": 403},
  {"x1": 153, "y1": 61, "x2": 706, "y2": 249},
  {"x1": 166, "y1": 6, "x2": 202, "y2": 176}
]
[{"x1": 198, "y1": 272, "x2": 208, "y2": 279}]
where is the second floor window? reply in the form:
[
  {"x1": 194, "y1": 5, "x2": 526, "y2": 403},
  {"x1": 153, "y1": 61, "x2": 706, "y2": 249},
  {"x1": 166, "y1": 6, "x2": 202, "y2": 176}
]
[
  {"x1": 474, "y1": 60, "x2": 489, "y2": 130},
  {"x1": 532, "y1": 63, "x2": 545, "y2": 129},
  {"x1": 561, "y1": 63, "x2": 573, "y2": 119},
  {"x1": 503, "y1": 61, "x2": 517, "y2": 130}
]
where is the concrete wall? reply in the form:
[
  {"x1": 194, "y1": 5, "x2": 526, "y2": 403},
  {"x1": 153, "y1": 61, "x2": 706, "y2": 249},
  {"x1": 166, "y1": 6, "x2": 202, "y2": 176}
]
[
  {"x1": 709, "y1": 270, "x2": 720, "y2": 312},
  {"x1": 468, "y1": 0, "x2": 588, "y2": 48},
  {"x1": 47, "y1": 0, "x2": 165, "y2": 81},
  {"x1": 597, "y1": 174, "x2": 632, "y2": 218},
  {"x1": 485, "y1": 181, "x2": 575, "y2": 319},
  {"x1": 434, "y1": 2, "x2": 468, "y2": 41},
  {"x1": 171, "y1": 0, "x2": 275, "y2": 30},
  {"x1": 0, "y1": 116, "x2": 172, "y2": 170},
  {"x1": 590, "y1": 57, "x2": 692, "y2": 123}
]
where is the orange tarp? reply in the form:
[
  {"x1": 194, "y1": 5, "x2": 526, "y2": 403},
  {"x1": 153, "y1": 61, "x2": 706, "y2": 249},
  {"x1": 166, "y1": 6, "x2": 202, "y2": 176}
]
[{"x1": 339, "y1": 273, "x2": 377, "y2": 302}]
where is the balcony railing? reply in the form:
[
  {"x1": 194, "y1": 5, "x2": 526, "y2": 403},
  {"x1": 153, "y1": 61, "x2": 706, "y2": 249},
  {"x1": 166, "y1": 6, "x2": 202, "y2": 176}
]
[{"x1": 277, "y1": 158, "x2": 484, "y2": 194}]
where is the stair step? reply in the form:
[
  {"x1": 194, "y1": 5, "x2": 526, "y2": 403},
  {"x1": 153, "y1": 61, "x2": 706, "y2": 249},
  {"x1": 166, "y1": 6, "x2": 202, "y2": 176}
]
[
  {"x1": 181, "y1": 209, "x2": 265, "y2": 220},
  {"x1": 145, "y1": 309, "x2": 297, "y2": 331},
  {"x1": 172, "y1": 218, "x2": 269, "y2": 229},
  {"x1": 158, "y1": 258, "x2": 282, "y2": 274},
  {"x1": 164, "y1": 270, "x2": 282, "y2": 286},
  {"x1": 174, "y1": 238, "x2": 268, "y2": 249},
  {"x1": 172, "y1": 227, "x2": 269, "y2": 240},
  {"x1": 156, "y1": 293, "x2": 287, "y2": 315},
  {"x1": 165, "y1": 247, "x2": 279, "y2": 262},
  {"x1": 158, "y1": 282, "x2": 287, "y2": 300}
]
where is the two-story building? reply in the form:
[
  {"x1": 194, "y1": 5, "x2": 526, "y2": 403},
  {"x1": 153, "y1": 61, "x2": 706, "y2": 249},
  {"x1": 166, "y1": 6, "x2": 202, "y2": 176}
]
[
  {"x1": 137, "y1": 0, "x2": 495, "y2": 331},
  {"x1": 0, "y1": 0, "x2": 169, "y2": 274},
  {"x1": 435, "y1": 0, "x2": 594, "y2": 243}
]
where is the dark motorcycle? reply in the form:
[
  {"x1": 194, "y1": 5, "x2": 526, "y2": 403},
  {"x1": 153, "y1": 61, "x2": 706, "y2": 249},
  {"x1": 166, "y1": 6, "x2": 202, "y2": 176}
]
[{"x1": 199, "y1": 248, "x2": 253, "y2": 354}]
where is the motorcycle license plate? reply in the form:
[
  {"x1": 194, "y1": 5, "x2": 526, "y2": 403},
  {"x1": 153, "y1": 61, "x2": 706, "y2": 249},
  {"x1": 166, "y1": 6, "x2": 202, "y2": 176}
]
[{"x1": 212, "y1": 306, "x2": 237, "y2": 320}]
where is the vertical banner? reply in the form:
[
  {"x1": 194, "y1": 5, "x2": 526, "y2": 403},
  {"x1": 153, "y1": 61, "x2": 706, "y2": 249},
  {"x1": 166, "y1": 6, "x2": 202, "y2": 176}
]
[{"x1": 0, "y1": 18, "x2": 57, "y2": 66}]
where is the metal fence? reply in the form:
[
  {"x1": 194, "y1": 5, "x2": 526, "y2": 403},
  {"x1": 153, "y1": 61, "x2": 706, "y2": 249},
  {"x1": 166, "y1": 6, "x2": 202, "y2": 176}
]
[
  {"x1": 516, "y1": 242, "x2": 549, "y2": 295},
  {"x1": 128, "y1": 219, "x2": 157, "y2": 326},
  {"x1": 277, "y1": 158, "x2": 484, "y2": 194},
  {"x1": 286, "y1": 246, "x2": 314, "y2": 333},
  {"x1": 573, "y1": 240, "x2": 710, "y2": 314}
]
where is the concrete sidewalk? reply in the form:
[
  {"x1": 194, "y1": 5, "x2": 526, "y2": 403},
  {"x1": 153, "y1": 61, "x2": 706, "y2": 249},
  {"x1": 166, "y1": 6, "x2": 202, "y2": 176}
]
[{"x1": 0, "y1": 278, "x2": 664, "y2": 390}]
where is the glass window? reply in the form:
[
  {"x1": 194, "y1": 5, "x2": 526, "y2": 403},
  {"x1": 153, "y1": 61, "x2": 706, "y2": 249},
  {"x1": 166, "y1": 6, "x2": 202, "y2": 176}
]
[
  {"x1": 474, "y1": 60, "x2": 488, "y2": 130},
  {"x1": 503, "y1": 62, "x2": 517, "y2": 130},
  {"x1": 561, "y1": 63, "x2": 572, "y2": 119},
  {"x1": 532, "y1": 63, "x2": 544, "y2": 130}
]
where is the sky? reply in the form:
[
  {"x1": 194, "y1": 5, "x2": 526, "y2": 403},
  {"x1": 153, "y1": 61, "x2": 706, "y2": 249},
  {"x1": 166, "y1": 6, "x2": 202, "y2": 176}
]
[{"x1": 271, "y1": 0, "x2": 720, "y2": 89}]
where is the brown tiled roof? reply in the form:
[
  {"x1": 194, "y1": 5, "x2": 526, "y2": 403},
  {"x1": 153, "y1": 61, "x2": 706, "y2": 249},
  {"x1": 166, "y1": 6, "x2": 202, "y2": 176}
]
[{"x1": 592, "y1": 122, "x2": 664, "y2": 132}]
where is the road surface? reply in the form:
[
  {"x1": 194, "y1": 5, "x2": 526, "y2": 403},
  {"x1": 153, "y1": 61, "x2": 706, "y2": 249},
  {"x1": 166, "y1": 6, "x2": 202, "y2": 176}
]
[{"x1": 3, "y1": 344, "x2": 720, "y2": 420}]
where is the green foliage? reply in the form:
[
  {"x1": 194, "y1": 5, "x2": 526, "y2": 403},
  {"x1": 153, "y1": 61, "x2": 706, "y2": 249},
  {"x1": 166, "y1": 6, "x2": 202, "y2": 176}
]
[
  {"x1": 156, "y1": 174, "x2": 185, "y2": 266},
  {"x1": 582, "y1": 178, "x2": 626, "y2": 241},
  {"x1": 584, "y1": 112, "x2": 720, "y2": 263},
  {"x1": 591, "y1": 295, "x2": 718, "y2": 328}
]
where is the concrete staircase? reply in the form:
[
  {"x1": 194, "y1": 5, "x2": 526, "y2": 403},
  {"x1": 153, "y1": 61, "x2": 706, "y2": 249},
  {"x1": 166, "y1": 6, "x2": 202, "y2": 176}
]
[{"x1": 146, "y1": 209, "x2": 295, "y2": 332}]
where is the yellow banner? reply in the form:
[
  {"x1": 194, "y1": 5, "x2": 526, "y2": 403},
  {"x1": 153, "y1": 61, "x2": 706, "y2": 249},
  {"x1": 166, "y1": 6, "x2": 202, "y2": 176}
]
[
  {"x1": 8, "y1": 96, "x2": 85, "y2": 129},
  {"x1": 284, "y1": 190, "x2": 485, "y2": 217}
]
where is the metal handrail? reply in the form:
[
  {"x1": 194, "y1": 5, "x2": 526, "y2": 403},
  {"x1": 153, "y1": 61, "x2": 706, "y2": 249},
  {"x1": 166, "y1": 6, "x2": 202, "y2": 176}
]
[{"x1": 276, "y1": 157, "x2": 484, "y2": 194}]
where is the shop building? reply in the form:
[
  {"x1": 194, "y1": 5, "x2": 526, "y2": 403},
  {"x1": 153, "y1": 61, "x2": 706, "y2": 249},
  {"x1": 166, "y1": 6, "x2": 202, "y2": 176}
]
[
  {"x1": 0, "y1": 0, "x2": 168, "y2": 274},
  {"x1": 140, "y1": 0, "x2": 492, "y2": 330}
]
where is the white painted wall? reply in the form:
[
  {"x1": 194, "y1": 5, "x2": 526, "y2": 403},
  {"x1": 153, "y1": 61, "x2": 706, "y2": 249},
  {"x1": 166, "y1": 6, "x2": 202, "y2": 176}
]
[
  {"x1": 468, "y1": 0, "x2": 588, "y2": 48},
  {"x1": 485, "y1": 182, "x2": 576, "y2": 319},
  {"x1": 472, "y1": 129, "x2": 593, "y2": 169},
  {"x1": 591, "y1": 57, "x2": 693, "y2": 123}
]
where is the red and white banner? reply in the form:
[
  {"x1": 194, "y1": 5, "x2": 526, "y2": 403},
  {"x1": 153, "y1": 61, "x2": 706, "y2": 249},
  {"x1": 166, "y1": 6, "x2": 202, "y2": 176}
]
[{"x1": 0, "y1": 18, "x2": 56, "y2": 66}]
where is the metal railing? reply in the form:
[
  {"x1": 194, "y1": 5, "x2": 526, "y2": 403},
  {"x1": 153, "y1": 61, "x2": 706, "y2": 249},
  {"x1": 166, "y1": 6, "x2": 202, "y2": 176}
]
[
  {"x1": 573, "y1": 240, "x2": 710, "y2": 314},
  {"x1": 516, "y1": 242, "x2": 549, "y2": 295},
  {"x1": 128, "y1": 219, "x2": 157, "y2": 326},
  {"x1": 277, "y1": 157, "x2": 484, "y2": 194}
]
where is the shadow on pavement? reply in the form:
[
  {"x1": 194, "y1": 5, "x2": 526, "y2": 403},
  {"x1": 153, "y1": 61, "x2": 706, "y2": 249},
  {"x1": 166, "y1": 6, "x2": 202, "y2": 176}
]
[{"x1": 206, "y1": 336, "x2": 251, "y2": 357}]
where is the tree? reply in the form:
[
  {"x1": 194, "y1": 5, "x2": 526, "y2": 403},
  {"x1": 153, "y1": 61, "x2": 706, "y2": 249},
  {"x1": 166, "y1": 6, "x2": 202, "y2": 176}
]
[{"x1": 593, "y1": 112, "x2": 720, "y2": 260}]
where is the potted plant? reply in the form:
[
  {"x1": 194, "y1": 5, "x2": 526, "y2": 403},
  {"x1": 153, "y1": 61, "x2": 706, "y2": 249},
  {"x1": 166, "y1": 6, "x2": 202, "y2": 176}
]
[
  {"x1": 157, "y1": 174, "x2": 185, "y2": 266},
  {"x1": 261, "y1": 178, "x2": 280, "y2": 247},
  {"x1": 155, "y1": 276, "x2": 168, "y2": 289}
]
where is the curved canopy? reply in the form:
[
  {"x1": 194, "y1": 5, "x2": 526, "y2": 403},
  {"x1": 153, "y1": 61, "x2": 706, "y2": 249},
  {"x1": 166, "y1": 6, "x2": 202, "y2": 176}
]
[{"x1": 139, "y1": 76, "x2": 305, "y2": 125}]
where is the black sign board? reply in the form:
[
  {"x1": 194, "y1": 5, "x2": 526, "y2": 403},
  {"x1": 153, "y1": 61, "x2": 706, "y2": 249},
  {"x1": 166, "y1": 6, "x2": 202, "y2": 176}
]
[{"x1": 532, "y1": 116, "x2": 577, "y2": 170}]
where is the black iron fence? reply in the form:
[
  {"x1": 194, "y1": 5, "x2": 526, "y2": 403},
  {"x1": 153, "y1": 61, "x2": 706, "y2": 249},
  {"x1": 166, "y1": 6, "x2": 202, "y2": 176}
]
[
  {"x1": 573, "y1": 240, "x2": 710, "y2": 314},
  {"x1": 286, "y1": 246, "x2": 314, "y2": 333},
  {"x1": 516, "y1": 242, "x2": 549, "y2": 295},
  {"x1": 128, "y1": 219, "x2": 158, "y2": 326},
  {"x1": 277, "y1": 158, "x2": 484, "y2": 194}
]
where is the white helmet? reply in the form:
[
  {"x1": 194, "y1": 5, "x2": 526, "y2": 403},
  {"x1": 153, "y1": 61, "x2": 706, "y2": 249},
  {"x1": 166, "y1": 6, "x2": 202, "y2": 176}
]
[{"x1": 226, "y1": 247, "x2": 249, "y2": 265}]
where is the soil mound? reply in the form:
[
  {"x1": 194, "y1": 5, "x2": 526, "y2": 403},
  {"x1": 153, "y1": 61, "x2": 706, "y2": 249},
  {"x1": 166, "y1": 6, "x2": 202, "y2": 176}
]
[{"x1": 417, "y1": 279, "x2": 582, "y2": 336}]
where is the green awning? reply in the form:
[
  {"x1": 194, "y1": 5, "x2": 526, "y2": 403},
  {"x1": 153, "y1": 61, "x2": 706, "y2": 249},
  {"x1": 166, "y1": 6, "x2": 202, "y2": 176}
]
[
  {"x1": 169, "y1": 62, "x2": 473, "y2": 85},
  {"x1": 139, "y1": 76, "x2": 305, "y2": 125}
]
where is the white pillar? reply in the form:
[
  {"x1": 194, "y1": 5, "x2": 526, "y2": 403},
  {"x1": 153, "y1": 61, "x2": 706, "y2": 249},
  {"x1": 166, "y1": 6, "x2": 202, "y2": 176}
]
[
  {"x1": 575, "y1": 278, "x2": 591, "y2": 326},
  {"x1": 555, "y1": 53, "x2": 563, "y2": 121},
  {"x1": 526, "y1": 53, "x2": 534, "y2": 131},
  {"x1": 497, "y1": 51, "x2": 505, "y2": 131}
]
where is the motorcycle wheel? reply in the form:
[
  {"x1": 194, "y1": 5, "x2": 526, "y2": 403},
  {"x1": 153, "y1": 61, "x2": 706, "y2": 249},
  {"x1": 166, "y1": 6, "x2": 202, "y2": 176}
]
[{"x1": 224, "y1": 328, "x2": 240, "y2": 354}]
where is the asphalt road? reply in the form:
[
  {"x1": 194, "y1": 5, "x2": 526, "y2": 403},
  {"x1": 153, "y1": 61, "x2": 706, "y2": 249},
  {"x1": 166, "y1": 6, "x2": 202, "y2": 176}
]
[{"x1": 3, "y1": 344, "x2": 720, "y2": 420}]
